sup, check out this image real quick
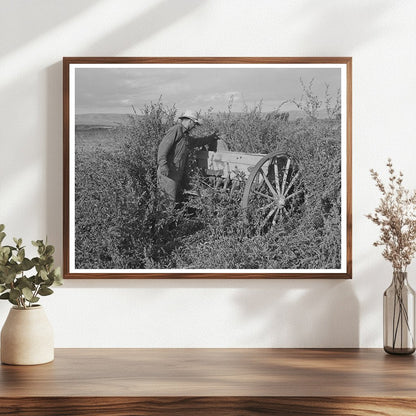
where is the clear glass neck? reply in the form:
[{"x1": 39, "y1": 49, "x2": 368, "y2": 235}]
[{"x1": 393, "y1": 271, "x2": 408, "y2": 283}]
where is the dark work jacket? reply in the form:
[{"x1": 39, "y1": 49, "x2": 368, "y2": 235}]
[{"x1": 157, "y1": 124, "x2": 213, "y2": 183}]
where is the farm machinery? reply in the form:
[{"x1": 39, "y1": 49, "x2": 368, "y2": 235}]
[{"x1": 193, "y1": 138, "x2": 304, "y2": 229}]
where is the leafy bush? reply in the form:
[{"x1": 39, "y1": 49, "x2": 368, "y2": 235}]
[{"x1": 75, "y1": 85, "x2": 342, "y2": 270}]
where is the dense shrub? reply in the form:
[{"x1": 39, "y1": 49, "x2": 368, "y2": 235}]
[{"x1": 75, "y1": 91, "x2": 342, "y2": 270}]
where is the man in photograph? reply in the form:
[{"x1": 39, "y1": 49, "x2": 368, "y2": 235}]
[{"x1": 157, "y1": 109, "x2": 218, "y2": 204}]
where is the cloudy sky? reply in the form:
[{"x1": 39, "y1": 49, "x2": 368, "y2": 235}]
[{"x1": 75, "y1": 65, "x2": 341, "y2": 115}]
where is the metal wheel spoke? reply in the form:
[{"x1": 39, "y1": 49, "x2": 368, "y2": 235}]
[
  {"x1": 273, "y1": 159, "x2": 281, "y2": 194},
  {"x1": 284, "y1": 171, "x2": 300, "y2": 196},
  {"x1": 261, "y1": 201, "x2": 276, "y2": 211},
  {"x1": 262, "y1": 206, "x2": 278, "y2": 228},
  {"x1": 272, "y1": 208, "x2": 281, "y2": 225},
  {"x1": 281, "y1": 158, "x2": 291, "y2": 195},
  {"x1": 285, "y1": 189, "x2": 303, "y2": 201},
  {"x1": 241, "y1": 151, "x2": 305, "y2": 231},
  {"x1": 255, "y1": 172, "x2": 264, "y2": 188},
  {"x1": 254, "y1": 172, "x2": 267, "y2": 192},
  {"x1": 254, "y1": 190, "x2": 275, "y2": 201},
  {"x1": 260, "y1": 170, "x2": 279, "y2": 198},
  {"x1": 258, "y1": 176, "x2": 265, "y2": 188}
]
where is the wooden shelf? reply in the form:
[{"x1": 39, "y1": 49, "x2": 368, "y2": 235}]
[{"x1": 1, "y1": 348, "x2": 415, "y2": 415}]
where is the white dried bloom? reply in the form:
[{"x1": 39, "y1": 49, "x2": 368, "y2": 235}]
[{"x1": 366, "y1": 159, "x2": 416, "y2": 272}]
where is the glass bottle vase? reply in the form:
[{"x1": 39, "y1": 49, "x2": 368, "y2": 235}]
[{"x1": 383, "y1": 271, "x2": 416, "y2": 355}]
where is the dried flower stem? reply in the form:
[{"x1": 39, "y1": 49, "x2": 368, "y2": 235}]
[{"x1": 366, "y1": 159, "x2": 416, "y2": 272}]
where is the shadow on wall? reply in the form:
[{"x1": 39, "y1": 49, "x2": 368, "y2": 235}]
[
  {"x1": 0, "y1": 0, "x2": 102, "y2": 56},
  {"x1": 0, "y1": 302, "x2": 10, "y2": 329},
  {"x1": 45, "y1": 0, "x2": 205, "y2": 264},
  {"x1": 46, "y1": 62, "x2": 63, "y2": 263},
  {"x1": 57, "y1": 277, "x2": 359, "y2": 348},
  {"x1": 233, "y1": 280, "x2": 359, "y2": 347},
  {"x1": 289, "y1": 0, "x2": 393, "y2": 52},
  {"x1": 1, "y1": 0, "x2": 205, "y2": 56},
  {"x1": 354, "y1": 249, "x2": 399, "y2": 348},
  {"x1": 81, "y1": 0, "x2": 205, "y2": 55}
]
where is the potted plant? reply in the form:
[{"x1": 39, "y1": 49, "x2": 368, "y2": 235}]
[
  {"x1": 367, "y1": 160, "x2": 416, "y2": 354},
  {"x1": 0, "y1": 224, "x2": 62, "y2": 365}
]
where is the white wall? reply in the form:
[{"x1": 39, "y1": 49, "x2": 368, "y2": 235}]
[{"x1": 1, "y1": 0, "x2": 415, "y2": 348}]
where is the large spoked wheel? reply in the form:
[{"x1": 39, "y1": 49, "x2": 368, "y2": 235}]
[{"x1": 241, "y1": 151, "x2": 304, "y2": 230}]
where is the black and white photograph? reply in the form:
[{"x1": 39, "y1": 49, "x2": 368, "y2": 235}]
[{"x1": 64, "y1": 58, "x2": 352, "y2": 278}]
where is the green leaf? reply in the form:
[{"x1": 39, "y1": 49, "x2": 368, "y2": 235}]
[
  {"x1": 17, "y1": 248, "x2": 25, "y2": 263},
  {"x1": 13, "y1": 237, "x2": 22, "y2": 248},
  {"x1": 22, "y1": 287, "x2": 34, "y2": 301},
  {"x1": 9, "y1": 288, "x2": 21, "y2": 301},
  {"x1": 21, "y1": 258, "x2": 34, "y2": 271},
  {"x1": 0, "y1": 246, "x2": 10, "y2": 255},
  {"x1": 0, "y1": 224, "x2": 5, "y2": 232},
  {"x1": 52, "y1": 267, "x2": 63, "y2": 285},
  {"x1": 38, "y1": 287, "x2": 53, "y2": 296},
  {"x1": 0, "y1": 247, "x2": 10, "y2": 265},
  {"x1": 42, "y1": 256, "x2": 54, "y2": 267},
  {"x1": 8, "y1": 297, "x2": 18, "y2": 306},
  {"x1": 12, "y1": 237, "x2": 23, "y2": 249},
  {"x1": 50, "y1": 266, "x2": 61, "y2": 279},
  {"x1": 34, "y1": 274, "x2": 43, "y2": 285},
  {"x1": 39, "y1": 269, "x2": 48, "y2": 281},
  {"x1": 32, "y1": 257, "x2": 40, "y2": 266},
  {"x1": 22, "y1": 287, "x2": 39, "y2": 303},
  {"x1": 45, "y1": 245, "x2": 55, "y2": 256},
  {"x1": 32, "y1": 240, "x2": 43, "y2": 247},
  {"x1": 2, "y1": 271, "x2": 17, "y2": 285},
  {"x1": 35, "y1": 256, "x2": 54, "y2": 267},
  {"x1": 9, "y1": 263, "x2": 20, "y2": 275},
  {"x1": 0, "y1": 232, "x2": 5, "y2": 244},
  {"x1": 0, "y1": 291, "x2": 17, "y2": 306},
  {"x1": 0, "y1": 285, "x2": 6, "y2": 294},
  {"x1": 17, "y1": 276, "x2": 35, "y2": 290}
]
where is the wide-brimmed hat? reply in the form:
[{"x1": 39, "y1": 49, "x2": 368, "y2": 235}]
[{"x1": 178, "y1": 110, "x2": 202, "y2": 125}]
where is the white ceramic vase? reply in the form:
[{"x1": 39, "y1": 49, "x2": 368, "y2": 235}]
[{"x1": 1, "y1": 305, "x2": 54, "y2": 365}]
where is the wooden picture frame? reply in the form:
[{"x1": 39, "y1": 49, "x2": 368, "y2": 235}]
[{"x1": 63, "y1": 57, "x2": 352, "y2": 279}]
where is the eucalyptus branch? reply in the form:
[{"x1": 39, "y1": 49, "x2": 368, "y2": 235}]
[{"x1": 0, "y1": 225, "x2": 63, "y2": 309}]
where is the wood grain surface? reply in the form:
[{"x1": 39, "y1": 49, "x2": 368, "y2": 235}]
[
  {"x1": 0, "y1": 349, "x2": 415, "y2": 415},
  {"x1": 1, "y1": 397, "x2": 416, "y2": 416}
]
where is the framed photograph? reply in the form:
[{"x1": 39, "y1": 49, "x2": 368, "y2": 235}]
[{"x1": 63, "y1": 57, "x2": 352, "y2": 279}]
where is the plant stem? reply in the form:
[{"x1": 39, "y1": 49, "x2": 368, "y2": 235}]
[
  {"x1": 392, "y1": 275, "x2": 415, "y2": 350},
  {"x1": 33, "y1": 284, "x2": 40, "y2": 299}
]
